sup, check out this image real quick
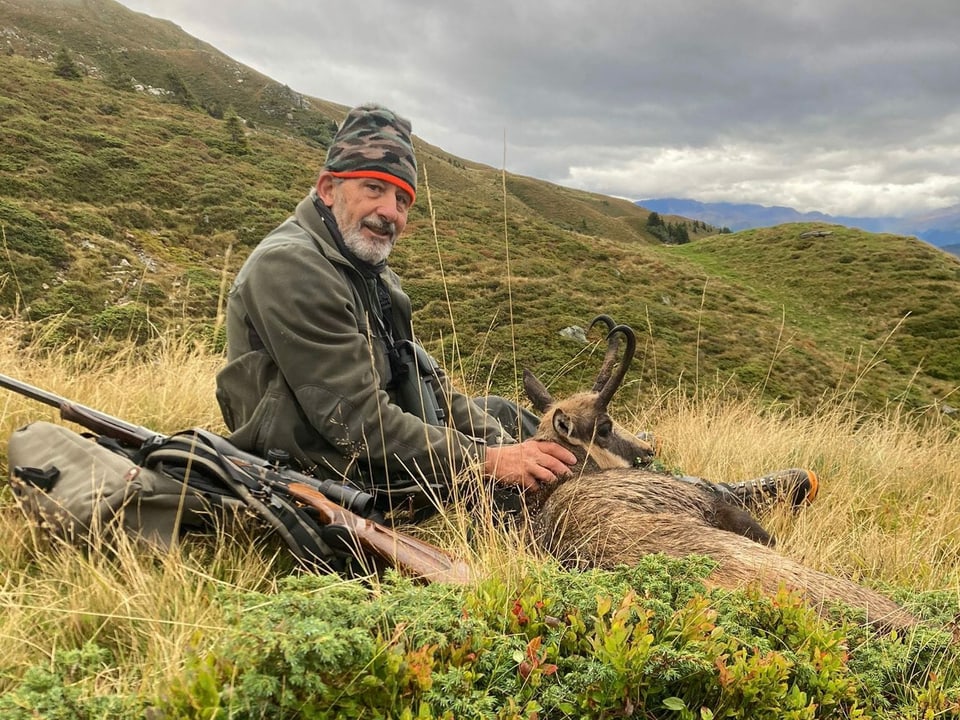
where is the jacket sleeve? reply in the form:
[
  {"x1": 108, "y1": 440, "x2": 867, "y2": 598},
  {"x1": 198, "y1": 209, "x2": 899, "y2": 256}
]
[
  {"x1": 238, "y1": 242, "x2": 490, "y2": 487},
  {"x1": 432, "y1": 366, "x2": 516, "y2": 447}
]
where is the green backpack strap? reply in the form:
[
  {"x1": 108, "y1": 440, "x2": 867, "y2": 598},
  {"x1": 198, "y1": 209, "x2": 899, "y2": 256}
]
[{"x1": 142, "y1": 428, "x2": 380, "y2": 573}]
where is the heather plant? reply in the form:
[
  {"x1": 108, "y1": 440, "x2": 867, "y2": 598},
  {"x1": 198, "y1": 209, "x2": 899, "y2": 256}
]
[{"x1": 76, "y1": 565, "x2": 960, "y2": 719}]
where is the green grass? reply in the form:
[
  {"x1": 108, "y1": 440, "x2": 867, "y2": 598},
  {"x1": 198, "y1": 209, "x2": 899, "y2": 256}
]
[
  {"x1": 1, "y1": 1, "x2": 959, "y2": 422},
  {"x1": 671, "y1": 226, "x2": 960, "y2": 408}
]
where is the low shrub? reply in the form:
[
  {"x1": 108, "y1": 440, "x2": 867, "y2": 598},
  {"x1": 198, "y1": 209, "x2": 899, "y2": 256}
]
[{"x1": 151, "y1": 561, "x2": 960, "y2": 719}]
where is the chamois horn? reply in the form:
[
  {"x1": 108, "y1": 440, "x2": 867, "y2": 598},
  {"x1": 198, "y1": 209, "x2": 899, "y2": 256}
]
[
  {"x1": 595, "y1": 323, "x2": 636, "y2": 408},
  {"x1": 589, "y1": 315, "x2": 619, "y2": 393}
]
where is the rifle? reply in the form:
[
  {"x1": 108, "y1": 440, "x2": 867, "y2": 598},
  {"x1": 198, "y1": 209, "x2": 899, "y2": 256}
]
[{"x1": 0, "y1": 372, "x2": 473, "y2": 585}]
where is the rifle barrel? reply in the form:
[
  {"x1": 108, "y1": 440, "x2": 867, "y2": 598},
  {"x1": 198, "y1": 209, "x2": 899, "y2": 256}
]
[
  {"x1": 0, "y1": 372, "x2": 67, "y2": 410},
  {"x1": 0, "y1": 372, "x2": 157, "y2": 446}
]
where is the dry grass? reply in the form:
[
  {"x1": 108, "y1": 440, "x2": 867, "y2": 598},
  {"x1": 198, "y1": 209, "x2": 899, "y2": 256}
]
[
  {"x1": 0, "y1": 322, "x2": 271, "y2": 696},
  {"x1": 1, "y1": 319, "x2": 959, "y2": 698},
  {"x1": 640, "y1": 387, "x2": 960, "y2": 594},
  {"x1": 0, "y1": 514, "x2": 279, "y2": 695}
]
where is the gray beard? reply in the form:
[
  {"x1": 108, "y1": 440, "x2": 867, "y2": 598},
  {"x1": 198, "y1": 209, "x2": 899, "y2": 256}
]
[{"x1": 341, "y1": 226, "x2": 395, "y2": 265}]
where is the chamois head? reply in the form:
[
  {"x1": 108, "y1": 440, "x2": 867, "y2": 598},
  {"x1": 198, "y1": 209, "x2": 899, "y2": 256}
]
[{"x1": 523, "y1": 316, "x2": 655, "y2": 472}]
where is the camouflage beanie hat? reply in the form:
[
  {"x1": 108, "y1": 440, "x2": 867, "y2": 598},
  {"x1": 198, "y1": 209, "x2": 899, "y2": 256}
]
[{"x1": 323, "y1": 103, "x2": 417, "y2": 203}]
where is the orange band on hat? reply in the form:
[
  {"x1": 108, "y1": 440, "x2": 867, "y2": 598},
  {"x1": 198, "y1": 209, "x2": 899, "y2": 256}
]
[{"x1": 327, "y1": 170, "x2": 416, "y2": 205}]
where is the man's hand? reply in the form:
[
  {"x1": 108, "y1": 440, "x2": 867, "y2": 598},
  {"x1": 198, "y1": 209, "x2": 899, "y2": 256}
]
[{"x1": 484, "y1": 440, "x2": 577, "y2": 491}]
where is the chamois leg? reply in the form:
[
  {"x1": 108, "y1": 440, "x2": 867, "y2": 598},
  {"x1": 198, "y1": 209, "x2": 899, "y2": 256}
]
[{"x1": 710, "y1": 502, "x2": 775, "y2": 546}]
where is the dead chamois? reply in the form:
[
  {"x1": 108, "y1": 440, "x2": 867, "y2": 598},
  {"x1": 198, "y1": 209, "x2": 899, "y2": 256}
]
[{"x1": 523, "y1": 318, "x2": 916, "y2": 631}]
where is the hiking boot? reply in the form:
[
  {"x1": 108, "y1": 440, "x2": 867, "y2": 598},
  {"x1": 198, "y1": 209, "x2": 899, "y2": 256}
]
[{"x1": 716, "y1": 468, "x2": 819, "y2": 513}]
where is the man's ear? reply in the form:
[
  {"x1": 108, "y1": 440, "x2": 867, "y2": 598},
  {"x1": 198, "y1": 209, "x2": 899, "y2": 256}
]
[{"x1": 316, "y1": 172, "x2": 336, "y2": 205}]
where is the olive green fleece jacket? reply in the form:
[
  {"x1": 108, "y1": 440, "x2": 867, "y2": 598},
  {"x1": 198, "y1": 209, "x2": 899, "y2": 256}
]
[{"x1": 215, "y1": 193, "x2": 513, "y2": 511}]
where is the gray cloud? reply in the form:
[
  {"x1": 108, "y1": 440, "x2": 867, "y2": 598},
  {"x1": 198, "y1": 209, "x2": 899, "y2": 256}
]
[{"x1": 120, "y1": 0, "x2": 960, "y2": 215}]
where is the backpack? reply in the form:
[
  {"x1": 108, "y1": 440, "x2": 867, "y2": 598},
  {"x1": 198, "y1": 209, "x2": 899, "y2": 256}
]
[{"x1": 6, "y1": 421, "x2": 372, "y2": 573}]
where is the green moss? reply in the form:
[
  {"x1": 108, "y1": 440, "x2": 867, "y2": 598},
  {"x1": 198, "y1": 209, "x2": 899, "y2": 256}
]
[
  {"x1": 62, "y1": 206, "x2": 117, "y2": 239},
  {"x1": 90, "y1": 303, "x2": 153, "y2": 342},
  {"x1": 135, "y1": 280, "x2": 168, "y2": 306},
  {"x1": 0, "y1": 253, "x2": 55, "y2": 310},
  {"x1": 0, "y1": 200, "x2": 69, "y2": 266},
  {"x1": 30, "y1": 281, "x2": 108, "y2": 321},
  {"x1": 104, "y1": 202, "x2": 159, "y2": 231}
]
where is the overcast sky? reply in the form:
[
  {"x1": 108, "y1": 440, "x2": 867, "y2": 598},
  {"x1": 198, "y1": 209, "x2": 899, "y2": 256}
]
[{"x1": 117, "y1": 0, "x2": 960, "y2": 218}]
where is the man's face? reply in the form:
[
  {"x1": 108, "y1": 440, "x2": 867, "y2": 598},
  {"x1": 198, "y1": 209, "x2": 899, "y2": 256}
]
[{"x1": 320, "y1": 175, "x2": 411, "y2": 264}]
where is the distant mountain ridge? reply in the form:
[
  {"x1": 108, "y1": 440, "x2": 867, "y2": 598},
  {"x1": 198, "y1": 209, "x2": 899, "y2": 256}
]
[{"x1": 637, "y1": 198, "x2": 960, "y2": 252}]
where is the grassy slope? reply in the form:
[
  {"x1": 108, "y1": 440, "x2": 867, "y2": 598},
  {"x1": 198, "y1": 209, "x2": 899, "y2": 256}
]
[
  {"x1": 671, "y1": 226, "x2": 960, "y2": 407},
  {"x1": 0, "y1": 0, "x2": 959, "y2": 420}
]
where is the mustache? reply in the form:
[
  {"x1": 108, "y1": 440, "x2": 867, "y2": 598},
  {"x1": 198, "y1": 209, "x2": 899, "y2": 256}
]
[{"x1": 361, "y1": 216, "x2": 396, "y2": 237}]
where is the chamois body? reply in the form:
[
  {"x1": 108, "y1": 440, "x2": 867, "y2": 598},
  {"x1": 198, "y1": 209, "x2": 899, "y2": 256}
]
[
  {"x1": 533, "y1": 469, "x2": 915, "y2": 629},
  {"x1": 524, "y1": 318, "x2": 916, "y2": 630}
]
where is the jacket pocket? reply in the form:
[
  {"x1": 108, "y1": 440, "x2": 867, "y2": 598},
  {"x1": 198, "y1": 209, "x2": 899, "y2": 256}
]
[{"x1": 215, "y1": 350, "x2": 278, "y2": 432}]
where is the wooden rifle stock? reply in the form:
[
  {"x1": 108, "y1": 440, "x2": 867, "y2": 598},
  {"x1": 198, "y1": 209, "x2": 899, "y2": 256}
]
[
  {"x1": 59, "y1": 401, "x2": 159, "y2": 447},
  {"x1": 285, "y1": 482, "x2": 473, "y2": 585}
]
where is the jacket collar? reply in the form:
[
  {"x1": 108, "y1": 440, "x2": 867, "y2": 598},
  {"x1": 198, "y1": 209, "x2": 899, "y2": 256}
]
[{"x1": 296, "y1": 192, "x2": 386, "y2": 278}]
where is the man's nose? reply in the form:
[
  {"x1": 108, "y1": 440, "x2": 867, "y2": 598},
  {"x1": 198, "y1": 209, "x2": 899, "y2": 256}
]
[
  {"x1": 375, "y1": 197, "x2": 401, "y2": 223},
  {"x1": 377, "y1": 192, "x2": 402, "y2": 222}
]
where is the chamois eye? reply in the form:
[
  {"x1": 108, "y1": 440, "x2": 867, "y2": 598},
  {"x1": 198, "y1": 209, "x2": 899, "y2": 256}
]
[{"x1": 596, "y1": 420, "x2": 612, "y2": 438}]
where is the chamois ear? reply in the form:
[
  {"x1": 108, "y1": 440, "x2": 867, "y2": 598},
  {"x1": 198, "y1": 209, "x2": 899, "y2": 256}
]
[
  {"x1": 551, "y1": 409, "x2": 574, "y2": 441},
  {"x1": 523, "y1": 368, "x2": 553, "y2": 413}
]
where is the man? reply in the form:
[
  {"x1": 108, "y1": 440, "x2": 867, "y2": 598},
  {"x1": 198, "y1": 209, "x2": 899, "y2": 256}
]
[
  {"x1": 216, "y1": 102, "x2": 817, "y2": 526},
  {"x1": 216, "y1": 103, "x2": 581, "y2": 521}
]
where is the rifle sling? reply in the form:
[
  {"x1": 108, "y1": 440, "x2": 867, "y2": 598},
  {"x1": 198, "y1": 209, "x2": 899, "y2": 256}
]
[{"x1": 142, "y1": 428, "x2": 341, "y2": 568}]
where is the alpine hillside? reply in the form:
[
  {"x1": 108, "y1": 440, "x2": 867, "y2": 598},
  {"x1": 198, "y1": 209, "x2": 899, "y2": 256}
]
[{"x1": 1, "y1": 0, "x2": 959, "y2": 420}]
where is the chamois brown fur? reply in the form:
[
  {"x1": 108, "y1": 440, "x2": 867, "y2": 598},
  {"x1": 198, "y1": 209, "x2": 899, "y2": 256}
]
[{"x1": 525, "y1": 318, "x2": 916, "y2": 631}]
